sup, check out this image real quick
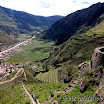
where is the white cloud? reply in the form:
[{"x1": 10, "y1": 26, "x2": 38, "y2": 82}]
[{"x1": 0, "y1": 0, "x2": 104, "y2": 16}]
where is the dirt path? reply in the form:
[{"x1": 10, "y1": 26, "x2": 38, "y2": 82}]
[
  {"x1": 42, "y1": 79, "x2": 79, "y2": 104},
  {"x1": 21, "y1": 68, "x2": 39, "y2": 104},
  {"x1": 42, "y1": 70, "x2": 81, "y2": 104},
  {"x1": 95, "y1": 86, "x2": 104, "y2": 104},
  {"x1": 21, "y1": 82, "x2": 37, "y2": 104},
  {"x1": 0, "y1": 66, "x2": 39, "y2": 104},
  {"x1": 0, "y1": 68, "x2": 24, "y2": 85},
  {"x1": 24, "y1": 71, "x2": 27, "y2": 81}
]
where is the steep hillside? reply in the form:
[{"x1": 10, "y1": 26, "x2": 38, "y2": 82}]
[
  {"x1": 0, "y1": 31, "x2": 17, "y2": 51},
  {"x1": 43, "y1": 16, "x2": 104, "y2": 69},
  {"x1": 0, "y1": 31, "x2": 17, "y2": 48},
  {"x1": 0, "y1": 6, "x2": 63, "y2": 36},
  {"x1": 41, "y1": 2, "x2": 104, "y2": 45}
]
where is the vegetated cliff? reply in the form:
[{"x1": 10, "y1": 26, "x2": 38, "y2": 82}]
[
  {"x1": 0, "y1": 6, "x2": 63, "y2": 36},
  {"x1": 43, "y1": 14, "x2": 104, "y2": 70},
  {"x1": 41, "y1": 2, "x2": 104, "y2": 45}
]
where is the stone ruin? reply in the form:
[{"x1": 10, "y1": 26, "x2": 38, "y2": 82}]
[
  {"x1": 78, "y1": 46, "x2": 104, "y2": 93},
  {"x1": 91, "y1": 46, "x2": 104, "y2": 71}
]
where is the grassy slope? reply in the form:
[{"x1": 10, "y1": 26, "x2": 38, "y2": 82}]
[
  {"x1": 43, "y1": 20, "x2": 104, "y2": 68},
  {"x1": 35, "y1": 68, "x2": 59, "y2": 83},
  {"x1": 25, "y1": 82, "x2": 68, "y2": 103},
  {"x1": 38, "y1": 17, "x2": 104, "y2": 104},
  {"x1": 6, "y1": 70, "x2": 18, "y2": 80},
  {"x1": 23, "y1": 64, "x2": 36, "y2": 82},
  {"x1": 0, "y1": 31, "x2": 17, "y2": 46},
  {"x1": 0, "y1": 83, "x2": 31, "y2": 104},
  {"x1": 41, "y1": 3, "x2": 104, "y2": 45},
  {"x1": 50, "y1": 84, "x2": 98, "y2": 104}
]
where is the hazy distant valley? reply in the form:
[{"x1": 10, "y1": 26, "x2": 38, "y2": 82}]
[{"x1": 0, "y1": 2, "x2": 104, "y2": 104}]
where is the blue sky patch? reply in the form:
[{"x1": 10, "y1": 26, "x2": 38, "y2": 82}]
[
  {"x1": 82, "y1": 2, "x2": 89, "y2": 4},
  {"x1": 72, "y1": 1, "x2": 77, "y2": 3}
]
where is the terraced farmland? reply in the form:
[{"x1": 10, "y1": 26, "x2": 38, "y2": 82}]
[
  {"x1": 35, "y1": 69, "x2": 59, "y2": 83},
  {"x1": 24, "y1": 82, "x2": 68, "y2": 103}
]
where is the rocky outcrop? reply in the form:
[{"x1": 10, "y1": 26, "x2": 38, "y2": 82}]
[
  {"x1": 80, "y1": 46, "x2": 104, "y2": 93},
  {"x1": 91, "y1": 46, "x2": 104, "y2": 71}
]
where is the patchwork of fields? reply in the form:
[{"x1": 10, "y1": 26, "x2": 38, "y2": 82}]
[{"x1": 5, "y1": 38, "x2": 55, "y2": 63}]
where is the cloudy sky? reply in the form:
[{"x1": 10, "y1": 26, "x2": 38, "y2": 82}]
[{"x1": 0, "y1": 0, "x2": 104, "y2": 16}]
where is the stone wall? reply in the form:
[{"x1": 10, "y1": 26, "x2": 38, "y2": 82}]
[{"x1": 91, "y1": 46, "x2": 104, "y2": 71}]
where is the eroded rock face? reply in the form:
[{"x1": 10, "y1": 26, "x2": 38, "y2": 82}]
[{"x1": 91, "y1": 46, "x2": 104, "y2": 71}]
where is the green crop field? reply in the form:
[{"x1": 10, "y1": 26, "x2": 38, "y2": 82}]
[
  {"x1": 35, "y1": 69, "x2": 59, "y2": 83},
  {"x1": 16, "y1": 34, "x2": 31, "y2": 41},
  {"x1": 5, "y1": 39, "x2": 55, "y2": 64},
  {"x1": 24, "y1": 82, "x2": 68, "y2": 103}
]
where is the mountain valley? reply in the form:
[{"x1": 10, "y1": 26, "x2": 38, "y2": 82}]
[{"x1": 0, "y1": 2, "x2": 104, "y2": 104}]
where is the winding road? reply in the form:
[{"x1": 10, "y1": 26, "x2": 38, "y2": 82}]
[{"x1": 0, "y1": 68, "x2": 24, "y2": 85}]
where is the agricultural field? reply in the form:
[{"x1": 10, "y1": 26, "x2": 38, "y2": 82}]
[
  {"x1": 24, "y1": 82, "x2": 68, "y2": 103},
  {"x1": 5, "y1": 38, "x2": 55, "y2": 64},
  {"x1": 35, "y1": 69, "x2": 59, "y2": 83},
  {"x1": 0, "y1": 83, "x2": 31, "y2": 104},
  {"x1": 16, "y1": 34, "x2": 31, "y2": 41}
]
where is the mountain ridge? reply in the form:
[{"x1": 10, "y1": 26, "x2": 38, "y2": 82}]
[
  {"x1": 0, "y1": 6, "x2": 63, "y2": 36},
  {"x1": 41, "y1": 2, "x2": 104, "y2": 45},
  {"x1": 42, "y1": 3, "x2": 104, "y2": 70}
]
